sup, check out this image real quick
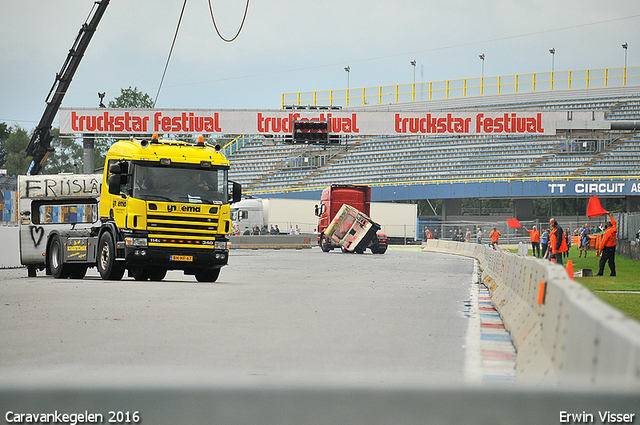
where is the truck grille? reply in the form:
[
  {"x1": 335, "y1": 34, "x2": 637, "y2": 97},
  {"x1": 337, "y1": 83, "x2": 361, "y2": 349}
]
[{"x1": 147, "y1": 213, "x2": 219, "y2": 249}]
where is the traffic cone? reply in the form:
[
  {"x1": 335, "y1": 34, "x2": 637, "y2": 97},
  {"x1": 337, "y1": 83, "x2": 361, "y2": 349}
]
[
  {"x1": 566, "y1": 260, "x2": 574, "y2": 280},
  {"x1": 551, "y1": 257, "x2": 556, "y2": 263}
]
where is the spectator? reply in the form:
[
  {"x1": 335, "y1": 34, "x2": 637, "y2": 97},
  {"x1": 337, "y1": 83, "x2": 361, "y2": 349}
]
[
  {"x1": 465, "y1": 228, "x2": 471, "y2": 243},
  {"x1": 294, "y1": 225, "x2": 301, "y2": 235},
  {"x1": 252, "y1": 223, "x2": 260, "y2": 235},
  {"x1": 489, "y1": 227, "x2": 501, "y2": 250},
  {"x1": 596, "y1": 213, "x2": 617, "y2": 277},
  {"x1": 549, "y1": 218, "x2": 568, "y2": 266},
  {"x1": 564, "y1": 231, "x2": 572, "y2": 258},
  {"x1": 524, "y1": 225, "x2": 540, "y2": 257},
  {"x1": 476, "y1": 228, "x2": 482, "y2": 244},
  {"x1": 274, "y1": 225, "x2": 280, "y2": 235},
  {"x1": 540, "y1": 228, "x2": 549, "y2": 259},
  {"x1": 578, "y1": 224, "x2": 589, "y2": 258}
]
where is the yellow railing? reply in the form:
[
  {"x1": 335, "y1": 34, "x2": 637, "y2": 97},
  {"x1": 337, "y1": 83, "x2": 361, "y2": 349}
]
[
  {"x1": 222, "y1": 134, "x2": 252, "y2": 157},
  {"x1": 281, "y1": 66, "x2": 640, "y2": 108}
]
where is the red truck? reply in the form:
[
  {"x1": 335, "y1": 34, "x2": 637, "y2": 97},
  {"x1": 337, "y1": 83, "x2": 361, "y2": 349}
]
[{"x1": 315, "y1": 185, "x2": 388, "y2": 254}]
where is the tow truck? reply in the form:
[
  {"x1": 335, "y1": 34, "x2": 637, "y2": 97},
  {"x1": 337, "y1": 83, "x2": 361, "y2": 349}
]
[{"x1": 19, "y1": 135, "x2": 242, "y2": 282}]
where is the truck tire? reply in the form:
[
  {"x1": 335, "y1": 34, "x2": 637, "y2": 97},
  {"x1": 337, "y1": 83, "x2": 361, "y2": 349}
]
[
  {"x1": 131, "y1": 266, "x2": 166, "y2": 281},
  {"x1": 130, "y1": 266, "x2": 149, "y2": 281},
  {"x1": 371, "y1": 245, "x2": 387, "y2": 254},
  {"x1": 195, "y1": 268, "x2": 220, "y2": 283},
  {"x1": 48, "y1": 235, "x2": 71, "y2": 279},
  {"x1": 97, "y1": 232, "x2": 125, "y2": 280},
  {"x1": 320, "y1": 234, "x2": 331, "y2": 252},
  {"x1": 148, "y1": 268, "x2": 167, "y2": 281},
  {"x1": 69, "y1": 265, "x2": 88, "y2": 279}
]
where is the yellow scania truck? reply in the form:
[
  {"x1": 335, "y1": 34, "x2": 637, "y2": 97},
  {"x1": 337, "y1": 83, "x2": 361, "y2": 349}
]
[{"x1": 19, "y1": 135, "x2": 241, "y2": 282}]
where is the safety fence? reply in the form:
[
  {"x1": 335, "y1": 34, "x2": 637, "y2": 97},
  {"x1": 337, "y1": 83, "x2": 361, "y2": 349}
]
[
  {"x1": 282, "y1": 66, "x2": 640, "y2": 108},
  {"x1": 423, "y1": 239, "x2": 640, "y2": 387}
]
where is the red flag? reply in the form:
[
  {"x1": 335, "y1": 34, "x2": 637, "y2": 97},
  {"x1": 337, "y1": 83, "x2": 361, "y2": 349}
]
[
  {"x1": 506, "y1": 218, "x2": 522, "y2": 228},
  {"x1": 587, "y1": 196, "x2": 608, "y2": 217}
]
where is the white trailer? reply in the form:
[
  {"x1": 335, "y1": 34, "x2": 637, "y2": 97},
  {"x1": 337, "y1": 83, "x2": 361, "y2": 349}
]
[
  {"x1": 232, "y1": 197, "x2": 417, "y2": 241},
  {"x1": 18, "y1": 173, "x2": 103, "y2": 277},
  {"x1": 370, "y1": 202, "x2": 417, "y2": 242},
  {"x1": 231, "y1": 198, "x2": 317, "y2": 234}
]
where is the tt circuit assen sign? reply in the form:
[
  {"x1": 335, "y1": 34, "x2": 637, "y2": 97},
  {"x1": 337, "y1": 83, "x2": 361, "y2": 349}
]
[{"x1": 59, "y1": 108, "x2": 575, "y2": 136}]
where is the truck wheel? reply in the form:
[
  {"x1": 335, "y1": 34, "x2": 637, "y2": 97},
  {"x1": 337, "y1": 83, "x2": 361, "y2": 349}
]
[
  {"x1": 97, "y1": 232, "x2": 125, "y2": 280},
  {"x1": 195, "y1": 268, "x2": 220, "y2": 283},
  {"x1": 371, "y1": 246, "x2": 387, "y2": 254},
  {"x1": 320, "y1": 235, "x2": 331, "y2": 252},
  {"x1": 130, "y1": 266, "x2": 149, "y2": 281},
  {"x1": 148, "y1": 268, "x2": 167, "y2": 281},
  {"x1": 49, "y1": 236, "x2": 71, "y2": 279},
  {"x1": 69, "y1": 265, "x2": 88, "y2": 279}
]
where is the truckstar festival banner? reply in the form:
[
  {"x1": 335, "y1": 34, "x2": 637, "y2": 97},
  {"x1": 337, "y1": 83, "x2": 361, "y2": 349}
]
[{"x1": 59, "y1": 108, "x2": 562, "y2": 136}]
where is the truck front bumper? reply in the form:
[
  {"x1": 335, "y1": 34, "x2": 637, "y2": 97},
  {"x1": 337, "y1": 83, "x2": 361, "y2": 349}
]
[{"x1": 123, "y1": 246, "x2": 229, "y2": 270}]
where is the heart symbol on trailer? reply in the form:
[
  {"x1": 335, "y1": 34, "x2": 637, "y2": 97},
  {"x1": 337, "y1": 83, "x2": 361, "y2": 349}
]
[{"x1": 30, "y1": 226, "x2": 44, "y2": 247}]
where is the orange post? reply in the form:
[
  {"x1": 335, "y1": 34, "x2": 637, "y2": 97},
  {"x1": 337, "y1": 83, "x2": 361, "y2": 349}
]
[{"x1": 537, "y1": 281, "x2": 546, "y2": 305}]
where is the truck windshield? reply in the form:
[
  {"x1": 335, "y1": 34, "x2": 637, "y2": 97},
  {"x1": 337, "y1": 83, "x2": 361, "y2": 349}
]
[{"x1": 132, "y1": 164, "x2": 228, "y2": 204}]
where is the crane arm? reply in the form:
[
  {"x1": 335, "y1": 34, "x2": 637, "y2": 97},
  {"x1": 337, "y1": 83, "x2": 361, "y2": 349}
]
[{"x1": 26, "y1": 0, "x2": 110, "y2": 175}]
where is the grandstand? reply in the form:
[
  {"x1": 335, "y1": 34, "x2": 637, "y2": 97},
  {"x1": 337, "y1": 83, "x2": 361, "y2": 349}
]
[{"x1": 228, "y1": 81, "x2": 640, "y2": 201}]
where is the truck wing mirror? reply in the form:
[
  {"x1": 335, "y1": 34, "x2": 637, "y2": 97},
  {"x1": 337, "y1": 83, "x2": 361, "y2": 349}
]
[
  {"x1": 108, "y1": 174, "x2": 120, "y2": 195},
  {"x1": 230, "y1": 181, "x2": 242, "y2": 204},
  {"x1": 108, "y1": 174, "x2": 121, "y2": 195},
  {"x1": 109, "y1": 163, "x2": 122, "y2": 174}
]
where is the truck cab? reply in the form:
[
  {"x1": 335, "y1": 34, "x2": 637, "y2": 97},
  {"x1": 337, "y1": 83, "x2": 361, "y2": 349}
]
[
  {"x1": 315, "y1": 184, "x2": 387, "y2": 254},
  {"x1": 19, "y1": 136, "x2": 242, "y2": 283}
]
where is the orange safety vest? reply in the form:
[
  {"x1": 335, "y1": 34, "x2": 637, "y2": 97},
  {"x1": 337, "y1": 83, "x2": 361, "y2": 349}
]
[
  {"x1": 528, "y1": 229, "x2": 540, "y2": 243},
  {"x1": 550, "y1": 226, "x2": 568, "y2": 254},
  {"x1": 490, "y1": 230, "x2": 501, "y2": 243},
  {"x1": 599, "y1": 216, "x2": 617, "y2": 250}
]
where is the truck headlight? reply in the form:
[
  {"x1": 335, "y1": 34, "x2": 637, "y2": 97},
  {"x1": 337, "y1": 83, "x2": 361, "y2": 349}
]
[
  {"x1": 125, "y1": 237, "x2": 148, "y2": 247},
  {"x1": 214, "y1": 241, "x2": 228, "y2": 250}
]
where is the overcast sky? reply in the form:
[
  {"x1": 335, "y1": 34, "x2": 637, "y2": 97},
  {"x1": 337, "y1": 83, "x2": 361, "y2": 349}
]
[{"x1": 1, "y1": 0, "x2": 639, "y2": 130}]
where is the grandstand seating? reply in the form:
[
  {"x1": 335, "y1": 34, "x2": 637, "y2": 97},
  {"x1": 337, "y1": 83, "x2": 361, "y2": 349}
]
[{"x1": 228, "y1": 94, "x2": 640, "y2": 194}]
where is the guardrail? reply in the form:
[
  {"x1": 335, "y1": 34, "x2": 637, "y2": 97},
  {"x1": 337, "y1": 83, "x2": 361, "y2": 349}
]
[
  {"x1": 422, "y1": 239, "x2": 640, "y2": 386},
  {"x1": 282, "y1": 66, "x2": 640, "y2": 108}
]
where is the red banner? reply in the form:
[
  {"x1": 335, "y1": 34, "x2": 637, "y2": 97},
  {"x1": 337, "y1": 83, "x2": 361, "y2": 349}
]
[{"x1": 59, "y1": 108, "x2": 559, "y2": 136}]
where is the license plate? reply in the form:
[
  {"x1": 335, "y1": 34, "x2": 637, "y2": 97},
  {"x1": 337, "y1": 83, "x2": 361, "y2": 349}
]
[{"x1": 170, "y1": 255, "x2": 193, "y2": 262}]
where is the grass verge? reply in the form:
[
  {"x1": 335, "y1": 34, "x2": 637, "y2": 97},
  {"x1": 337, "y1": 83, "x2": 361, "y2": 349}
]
[{"x1": 527, "y1": 245, "x2": 640, "y2": 322}]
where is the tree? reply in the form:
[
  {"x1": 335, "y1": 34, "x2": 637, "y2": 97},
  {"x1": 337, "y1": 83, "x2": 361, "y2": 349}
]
[
  {"x1": 108, "y1": 87, "x2": 153, "y2": 108},
  {"x1": 44, "y1": 128, "x2": 83, "y2": 174},
  {"x1": 2, "y1": 126, "x2": 31, "y2": 176},
  {"x1": 0, "y1": 122, "x2": 10, "y2": 167},
  {"x1": 87, "y1": 86, "x2": 156, "y2": 170}
]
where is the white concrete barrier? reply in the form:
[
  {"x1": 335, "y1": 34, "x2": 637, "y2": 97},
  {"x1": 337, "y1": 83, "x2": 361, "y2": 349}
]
[
  {"x1": 230, "y1": 234, "x2": 313, "y2": 249},
  {"x1": 423, "y1": 240, "x2": 640, "y2": 387},
  {"x1": 0, "y1": 225, "x2": 21, "y2": 269}
]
